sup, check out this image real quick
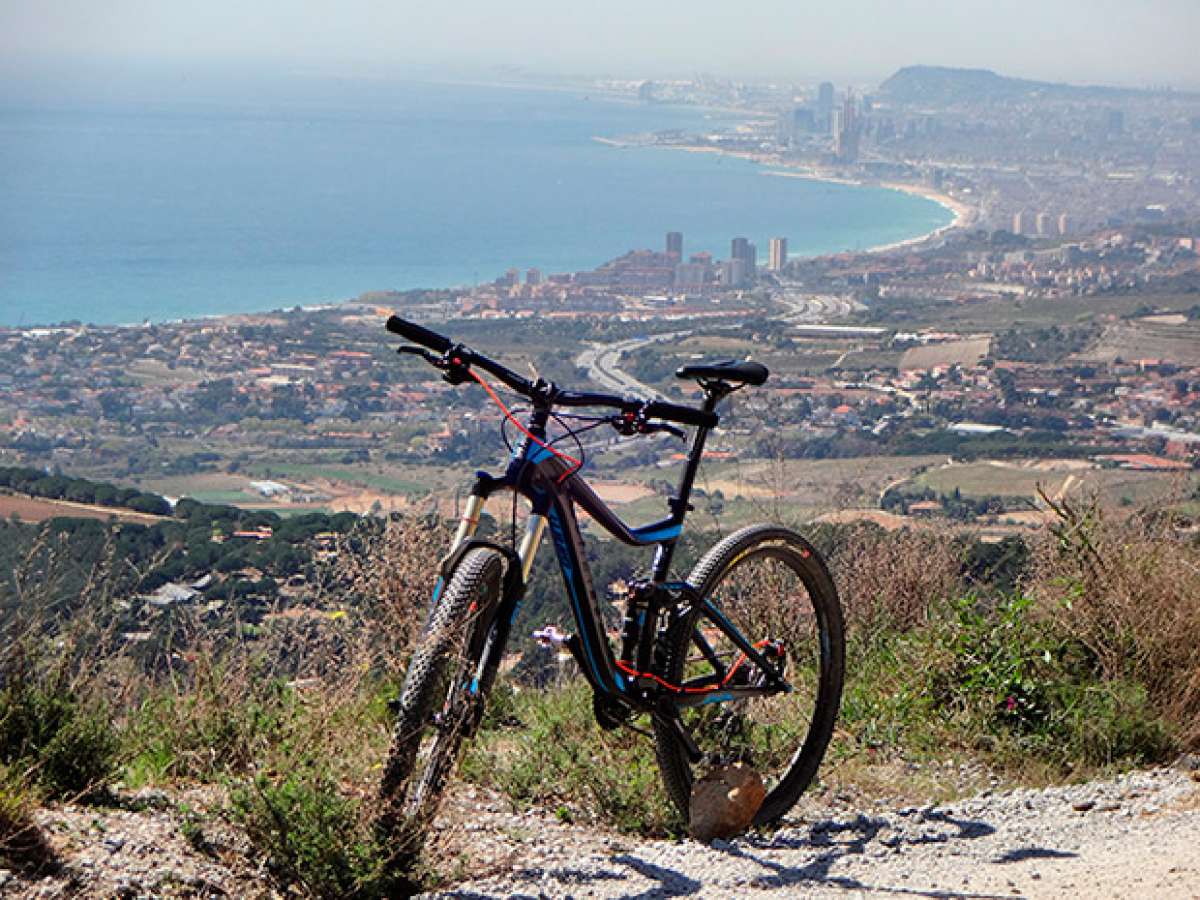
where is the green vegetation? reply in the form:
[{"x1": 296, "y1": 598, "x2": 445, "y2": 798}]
[
  {"x1": 0, "y1": 465, "x2": 172, "y2": 515},
  {"x1": 229, "y1": 764, "x2": 409, "y2": 899},
  {"x1": 248, "y1": 462, "x2": 427, "y2": 495},
  {"x1": 0, "y1": 645, "x2": 120, "y2": 802},
  {"x1": 462, "y1": 682, "x2": 679, "y2": 835},
  {"x1": 1, "y1": 490, "x2": 1197, "y2": 889},
  {"x1": 0, "y1": 764, "x2": 51, "y2": 870}
]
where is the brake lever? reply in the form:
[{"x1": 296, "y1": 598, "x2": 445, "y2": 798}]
[
  {"x1": 397, "y1": 344, "x2": 438, "y2": 363},
  {"x1": 649, "y1": 422, "x2": 686, "y2": 440},
  {"x1": 609, "y1": 410, "x2": 685, "y2": 440}
]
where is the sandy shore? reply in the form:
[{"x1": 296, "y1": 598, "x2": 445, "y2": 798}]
[
  {"x1": 760, "y1": 167, "x2": 976, "y2": 253},
  {"x1": 601, "y1": 136, "x2": 980, "y2": 256}
]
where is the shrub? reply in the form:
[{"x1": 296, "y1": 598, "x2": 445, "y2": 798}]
[
  {"x1": 125, "y1": 666, "x2": 298, "y2": 786},
  {"x1": 835, "y1": 592, "x2": 1174, "y2": 778},
  {"x1": 229, "y1": 762, "x2": 409, "y2": 899},
  {"x1": 824, "y1": 524, "x2": 966, "y2": 633},
  {"x1": 0, "y1": 646, "x2": 119, "y2": 800},
  {"x1": 930, "y1": 595, "x2": 1172, "y2": 767},
  {"x1": 0, "y1": 764, "x2": 54, "y2": 871},
  {"x1": 1028, "y1": 495, "x2": 1200, "y2": 747},
  {"x1": 462, "y1": 681, "x2": 680, "y2": 836}
]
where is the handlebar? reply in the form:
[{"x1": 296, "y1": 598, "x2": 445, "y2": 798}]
[
  {"x1": 385, "y1": 314, "x2": 718, "y2": 430},
  {"x1": 385, "y1": 316, "x2": 452, "y2": 354}
]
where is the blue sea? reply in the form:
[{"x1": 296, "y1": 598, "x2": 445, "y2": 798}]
[{"x1": 0, "y1": 79, "x2": 951, "y2": 327}]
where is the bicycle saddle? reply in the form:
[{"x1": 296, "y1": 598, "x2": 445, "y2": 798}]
[{"x1": 675, "y1": 359, "x2": 769, "y2": 387}]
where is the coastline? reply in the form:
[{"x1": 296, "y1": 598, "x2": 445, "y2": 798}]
[
  {"x1": 594, "y1": 136, "x2": 975, "y2": 254},
  {"x1": 752, "y1": 166, "x2": 972, "y2": 253}
]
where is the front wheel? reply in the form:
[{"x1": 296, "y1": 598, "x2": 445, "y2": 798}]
[
  {"x1": 653, "y1": 525, "x2": 845, "y2": 827},
  {"x1": 376, "y1": 547, "x2": 505, "y2": 852}
]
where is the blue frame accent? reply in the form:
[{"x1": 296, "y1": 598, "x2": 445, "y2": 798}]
[
  {"x1": 631, "y1": 522, "x2": 682, "y2": 543},
  {"x1": 546, "y1": 505, "x2": 611, "y2": 691}
]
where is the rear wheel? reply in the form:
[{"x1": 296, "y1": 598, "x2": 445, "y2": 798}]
[
  {"x1": 653, "y1": 525, "x2": 845, "y2": 826},
  {"x1": 376, "y1": 548, "x2": 504, "y2": 852}
]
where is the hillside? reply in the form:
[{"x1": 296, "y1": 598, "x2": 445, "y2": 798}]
[{"x1": 877, "y1": 64, "x2": 1194, "y2": 105}]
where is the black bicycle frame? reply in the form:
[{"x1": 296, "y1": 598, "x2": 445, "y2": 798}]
[{"x1": 439, "y1": 394, "x2": 791, "y2": 718}]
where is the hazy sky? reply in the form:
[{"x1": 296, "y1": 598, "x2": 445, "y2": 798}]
[{"x1": 3, "y1": 0, "x2": 1199, "y2": 90}]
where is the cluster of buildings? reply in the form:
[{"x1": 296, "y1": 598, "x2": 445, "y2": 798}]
[
  {"x1": 481, "y1": 231, "x2": 792, "y2": 304},
  {"x1": 626, "y1": 68, "x2": 1200, "y2": 240},
  {"x1": 784, "y1": 222, "x2": 1199, "y2": 306}
]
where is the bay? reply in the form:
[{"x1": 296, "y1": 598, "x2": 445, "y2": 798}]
[{"x1": 0, "y1": 80, "x2": 951, "y2": 327}]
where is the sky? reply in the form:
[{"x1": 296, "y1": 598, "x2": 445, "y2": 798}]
[{"x1": 3, "y1": 0, "x2": 1199, "y2": 91}]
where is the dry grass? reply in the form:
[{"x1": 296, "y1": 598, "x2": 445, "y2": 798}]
[
  {"x1": 1029, "y1": 490, "x2": 1200, "y2": 748},
  {"x1": 826, "y1": 523, "x2": 966, "y2": 632}
]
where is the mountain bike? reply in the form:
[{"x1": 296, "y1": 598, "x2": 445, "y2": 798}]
[{"x1": 376, "y1": 315, "x2": 845, "y2": 846}]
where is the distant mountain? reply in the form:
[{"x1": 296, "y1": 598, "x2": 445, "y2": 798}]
[{"x1": 877, "y1": 65, "x2": 1192, "y2": 105}]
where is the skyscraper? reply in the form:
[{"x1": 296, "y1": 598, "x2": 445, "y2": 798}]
[
  {"x1": 666, "y1": 231, "x2": 683, "y2": 260},
  {"x1": 768, "y1": 237, "x2": 788, "y2": 271},
  {"x1": 731, "y1": 237, "x2": 756, "y2": 280},
  {"x1": 834, "y1": 93, "x2": 860, "y2": 163},
  {"x1": 1012, "y1": 211, "x2": 1027, "y2": 235},
  {"x1": 792, "y1": 107, "x2": 815, "y2": 134},
  {"x1": 817, "y1": 82, "x2": 835, "y2": 131},
  {"x1": 1035, "y1": 213, "x2": 1050, "y2": 237},
  {"x1": 721, "y1": 259, "x2": 749, "y2": 288}
]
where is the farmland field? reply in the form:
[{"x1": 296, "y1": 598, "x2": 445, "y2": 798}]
[
  {"x1": 0, "y1": 492, "x2": 165, "y2": 525},
  {"x1": 1074, "y1": 320, "x2": 1200, "y2": 366},
  {"x1": 907, "y1": 459, "x2": 1198, "y2": 508}
]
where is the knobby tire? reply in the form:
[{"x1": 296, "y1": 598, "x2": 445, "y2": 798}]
[{"x1": 652, "y1": 524, "x2": 846, "y2": 826}]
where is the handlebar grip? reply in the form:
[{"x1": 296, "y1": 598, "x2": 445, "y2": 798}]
[
  {"x1": 385, "y1": 315, "x2": 452, "y2": 354},
  {"x1": 644, "y1": 400, "x2": 719, "y2": 429}
]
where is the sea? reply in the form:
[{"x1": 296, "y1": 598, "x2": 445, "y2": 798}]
[{"x1": 0, "y1": 78, "x2": 952, "y2": 328}]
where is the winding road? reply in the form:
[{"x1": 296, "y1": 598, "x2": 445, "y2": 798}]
[{"x1": 573, "y1": 289, "x2": 861, "y2": 399}]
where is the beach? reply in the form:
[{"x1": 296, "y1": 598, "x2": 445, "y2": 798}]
[
  {"x1": 620, "y1": 136, "x2": 976, "y2": 256},
  {"x1": 758, "y1": 167, "x2": 975, "y2": 253}
]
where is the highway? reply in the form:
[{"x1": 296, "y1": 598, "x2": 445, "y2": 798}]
[
  {"x1": 575, "y1": 332, "x2": 687, "y2": 400},
  {"x1": 573, "y1": 288, "x2": 862, "y2": 398}
]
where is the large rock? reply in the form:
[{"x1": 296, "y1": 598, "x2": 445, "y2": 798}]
[{"x1": 689, "y1": 764, "x2": 766, "y2": 842}]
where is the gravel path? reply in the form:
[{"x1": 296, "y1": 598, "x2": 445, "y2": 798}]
[
  {"x1": 426, "y1": 767, "x2": 1200, "y2": 899},
  {"x1": 5, "y1": 768, "x2": 1197, "y2": 898}
]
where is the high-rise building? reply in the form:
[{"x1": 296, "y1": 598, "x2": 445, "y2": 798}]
[
  {"x1": 673, "y1": 263, "x2": 707, "y2": 290},
  {"x1": 792, "y1": 107, "x2": 815, "y2": 134},
  {"x1": 834, "y1": 93, "x2": 860, "y2": 163},
  {"x1": 1057, "y1": 213, "x2": 1071, "y2": 236},
  {"x1": 1035, "y1": 213, "x2": 1050, "y2": 237},
  {"x1": 1012, "y1": 211, "x2": 1027, "y2": 235},
  {"x1": 666, "y1": 231, "x2": 683, "y2": 260},
  {"x1": 720, "y1": 259, "x2": 749, "y2": 288},
  {"x1": 816, "y1": 82, "x2": 835, "y2": 130},
  {"x1": 730, "y1": 237, "x2": 756, "y2": 280},
  {"x1": 768, "y1": 237, "x2": 788, "y2": 271},
  {"x1": 526, "y1": 267, "x2": 543, "y2": 286}
]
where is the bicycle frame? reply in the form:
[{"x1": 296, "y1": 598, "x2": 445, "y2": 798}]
[{"x1": 439, "y1": 394, "x2": 792, "y2": 722}]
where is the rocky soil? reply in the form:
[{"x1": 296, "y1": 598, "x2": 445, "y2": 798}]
[
  {"x1": 429, "y1": 764, "x2": 1200, "y2": 899},
  {"x1": 4, "y1": 767, "x2": 1199, "y2": 898}
]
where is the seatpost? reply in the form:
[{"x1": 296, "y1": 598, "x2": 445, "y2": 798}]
[{"x1": 651, "y1": 384, "x2": 727, "y2": 581}]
